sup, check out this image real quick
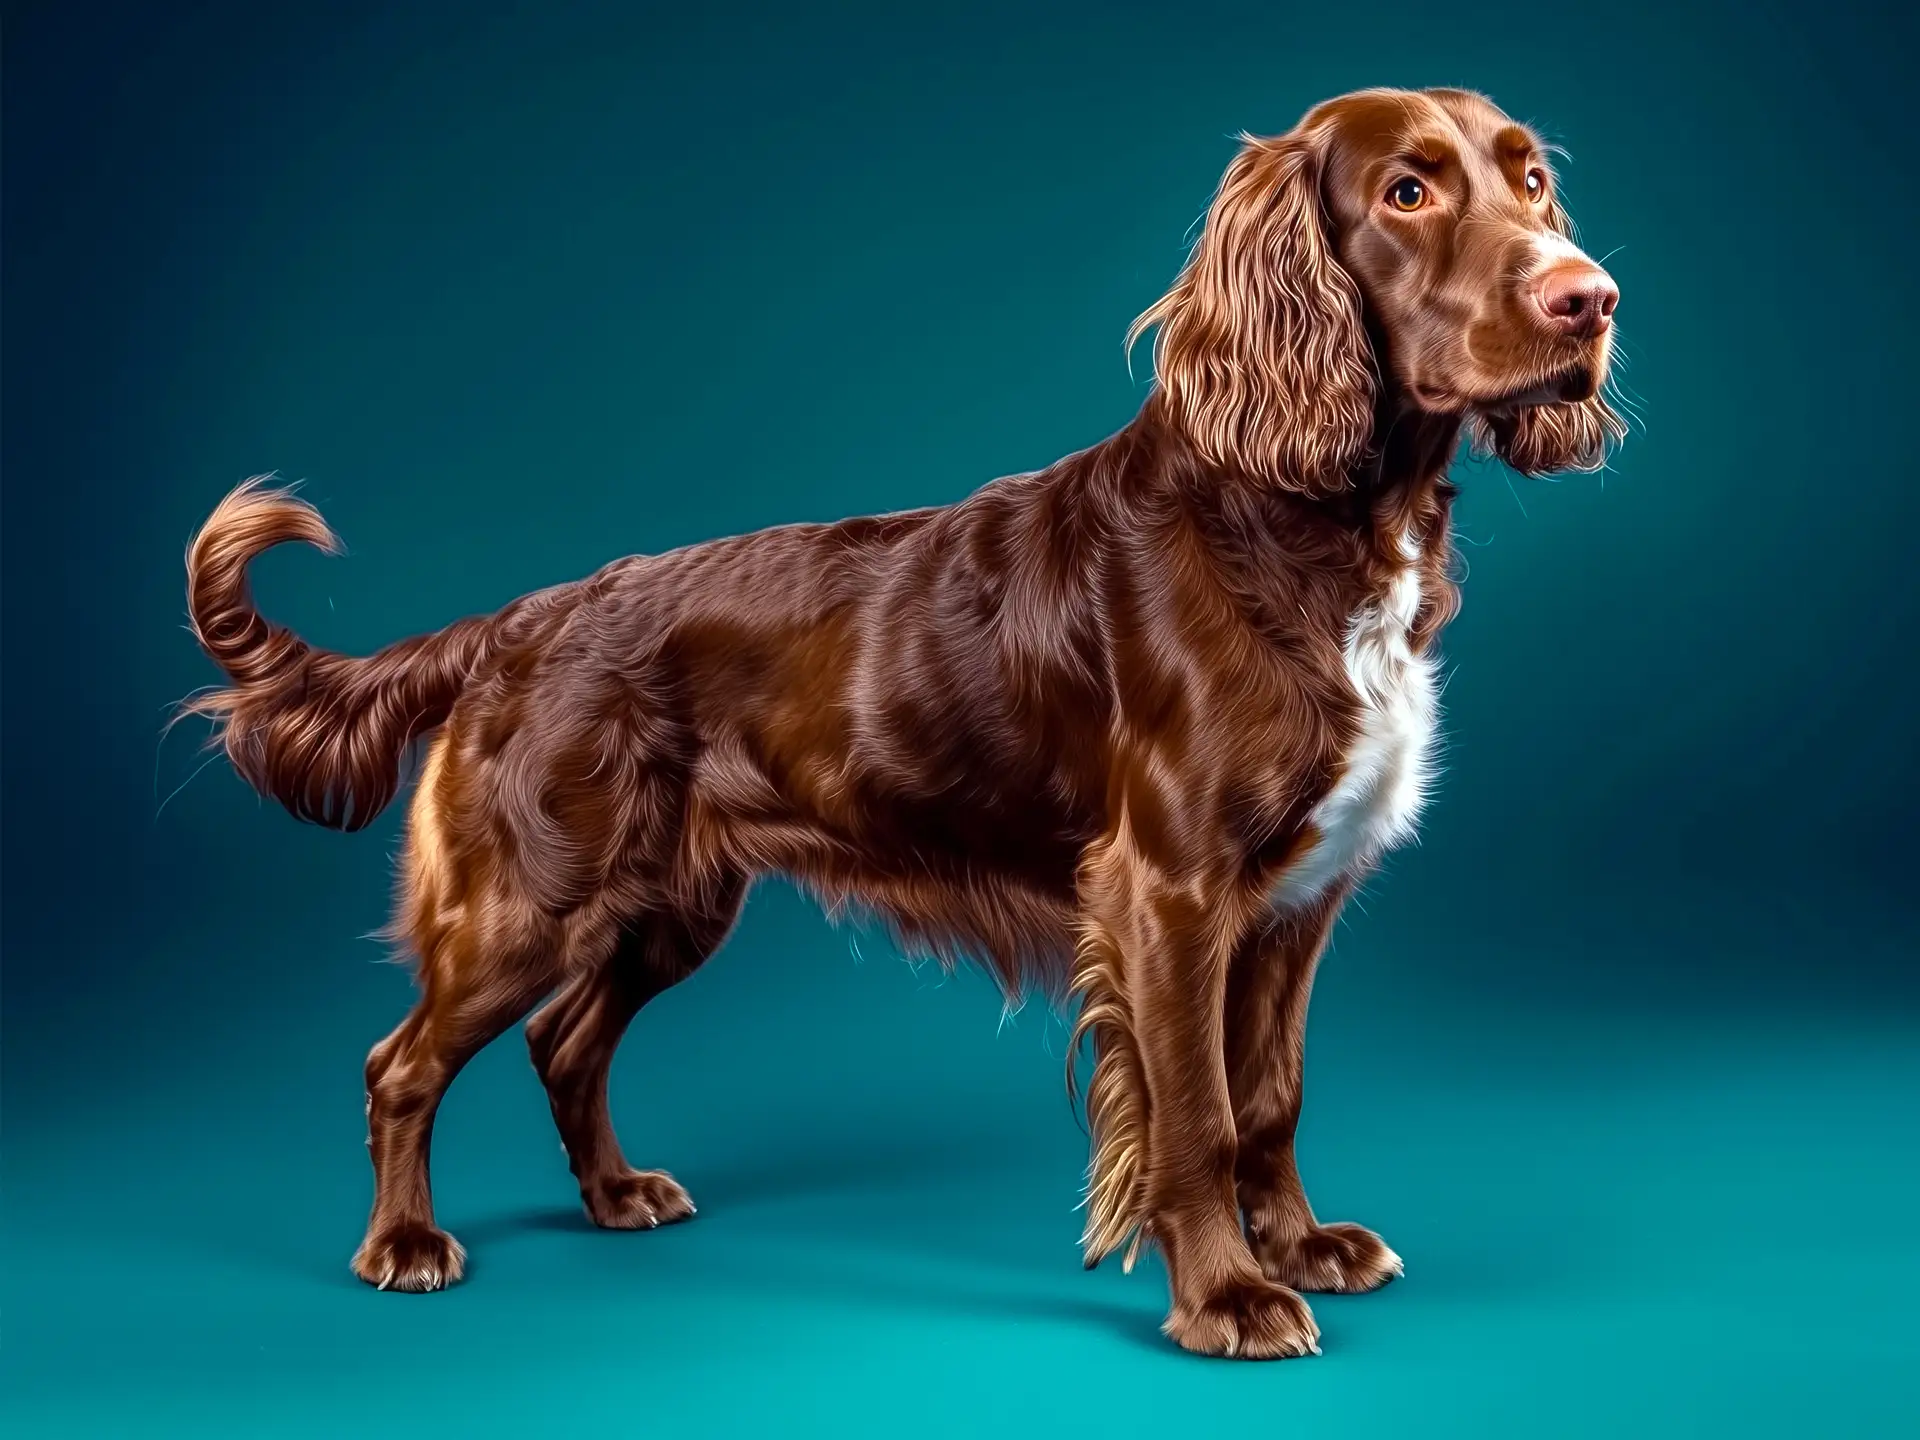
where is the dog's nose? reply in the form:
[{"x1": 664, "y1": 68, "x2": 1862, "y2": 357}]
[{"x1": 1531, "y1": 263, "x2": 1618, "y2": 340}]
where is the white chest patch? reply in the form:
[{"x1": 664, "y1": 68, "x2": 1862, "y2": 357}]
[{"x1": 1272, "y1": 532, "x2": 1439, "y2": 908}]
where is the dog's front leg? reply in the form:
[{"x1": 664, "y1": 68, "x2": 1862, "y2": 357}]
[
  {"x1": 1227, "y1": 885, "x2": 1403, "y2": 1294},
  {"x1": 1073, "y1": 821, "x2": 1321, "y2": 1360}
]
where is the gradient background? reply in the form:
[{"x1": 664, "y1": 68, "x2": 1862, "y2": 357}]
[{"x1": 5, "y1": 0, "x2": 1916, "y2": 1434}]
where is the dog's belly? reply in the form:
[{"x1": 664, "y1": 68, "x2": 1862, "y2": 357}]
[{"x1": 1271, "y1": 542, "x2": 1438, "y2": 909}]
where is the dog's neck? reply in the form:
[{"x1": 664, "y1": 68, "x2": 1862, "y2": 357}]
[
  {"x1": 1127, "y1": 390, "x2": 1464, "y2": 641},
  {"x1": 1133, "y1": 389, "x2": 1460, "y2": 520},
  {"x1": 1362, "y1": 397, "x2": 1462, "y2": 489},
  {"x1": 1340, "y1": 400, "x2": 1462, "y2": 541}
]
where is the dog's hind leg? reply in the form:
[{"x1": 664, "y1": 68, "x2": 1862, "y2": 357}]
[
  {"x1": 526, "y1": 873, "x2": 747, "y2": 1229},
  {"x1": 352, "y1": 905, "x2": 558, "y2": 1292},
  {"x1": 350, "y1": 735, "x2": 564, "y2": 1292}
]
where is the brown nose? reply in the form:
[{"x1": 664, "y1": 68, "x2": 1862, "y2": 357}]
[{"x1": 1532, "y1": 263, "x2": 1618, "y2": 340}]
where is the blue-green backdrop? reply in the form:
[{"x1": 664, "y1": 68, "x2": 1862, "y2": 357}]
[{"x1": 4, "y1": 0, "x2": 1915, "y2": 1435}]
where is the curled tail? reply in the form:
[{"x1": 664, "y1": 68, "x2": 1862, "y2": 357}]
[{"x1": 181, "y1": 476, "x2": 500, "y2": 831}]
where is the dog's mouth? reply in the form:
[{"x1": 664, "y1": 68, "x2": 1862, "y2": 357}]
[
  {"x1": 1471, "y1": 361, "x2": 1603, "y2": 415},
  {"x1": 1493, "y1": 364, "x2": 1597, "y2": 409},
  {"x1": 1408, "y1": 361, "x2": 1601, "y2": 417}
]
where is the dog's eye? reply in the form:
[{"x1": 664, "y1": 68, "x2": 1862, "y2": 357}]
[
  {"x1": 1525, "y1": 168, "x2": 1547, "y2": 203},
  {"x1": 1388, "y1": 177, "x2": 1427, "y2": 212}
]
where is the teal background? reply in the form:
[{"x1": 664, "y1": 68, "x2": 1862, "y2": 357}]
[{"x1": 5, "y1": 0, "x2": 1916, "y2": 1435}]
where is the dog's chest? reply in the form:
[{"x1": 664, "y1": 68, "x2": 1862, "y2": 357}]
[{"x1": 1271, "y1": 537, "x2": 1439, "y2": 908}]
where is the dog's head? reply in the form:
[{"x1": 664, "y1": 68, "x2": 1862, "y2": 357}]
[{"x1": 1134, "y1": 86, "x2": 1624, "y2": 494}]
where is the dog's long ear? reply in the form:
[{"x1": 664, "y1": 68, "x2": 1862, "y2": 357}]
[
  {"x1": 1131, "y1": 132, "x2": 1374, "y2": 496},
  {"x1": 1469, "y1": 192, "x2": 1627, "y2": 477}
]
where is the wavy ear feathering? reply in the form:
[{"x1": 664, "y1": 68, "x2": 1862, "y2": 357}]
[
  {"x1": 1129, "y1": 130, "x2": 1375, "y2": 497},
  {"x1": 1469, "y1": 192, "x2": 1628, "y2": 477}
]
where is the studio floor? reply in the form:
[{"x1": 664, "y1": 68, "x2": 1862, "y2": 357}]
[{"x1": 4, "y1": 885, "x2": 1913, "y2": 1437}]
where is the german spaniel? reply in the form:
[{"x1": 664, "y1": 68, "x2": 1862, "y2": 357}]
[{"x1": 183, "y1": 86, "x2": 1621, "y2": 1358}]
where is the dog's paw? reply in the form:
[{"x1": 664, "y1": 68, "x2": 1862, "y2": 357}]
[
  {"x1": 584, "y1": 1169, "x2": 696, "y2": 1230},
  {"x1": 1163, "y1": 1276, "x2": 1321, "y2": 1360},
  {"x1": 351, "y1": 1223, "x2": 467, "y2": 1293},
  {"x1": 1256, "y1": 1222, "x2": 1402, "y2": 1293}
]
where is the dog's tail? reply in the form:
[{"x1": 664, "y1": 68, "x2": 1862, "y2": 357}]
[{"x1": 179, "y1": 476, "x2": 502, "y2": 831}]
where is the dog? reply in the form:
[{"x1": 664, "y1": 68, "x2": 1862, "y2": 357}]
[{"x1": 182, "y1": 86, "x2": 1621, "y2": 1359}]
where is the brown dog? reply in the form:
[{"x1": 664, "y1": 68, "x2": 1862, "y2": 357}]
[{"x1": 182, "y1": 86, "x2": 1621, "y2": 1358}]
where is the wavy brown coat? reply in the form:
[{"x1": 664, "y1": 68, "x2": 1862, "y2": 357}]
[{"x1": 182, "y1": 87, "x2": 1623, "y2": 1358}]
